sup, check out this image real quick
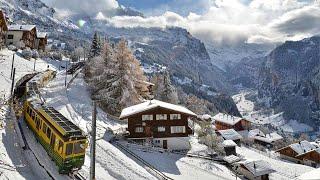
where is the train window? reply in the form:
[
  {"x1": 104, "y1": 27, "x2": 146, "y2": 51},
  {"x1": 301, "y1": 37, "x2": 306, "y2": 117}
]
[
  {"x1": 46, "y1": 128, "x2": 51, "y2": 139},
  {"x1": 58, "y1": 140, "x2": 63, "y2": 152},
  {"x1": 66, "y1": 143, "x2": 73, "y2": 156},
  {"x1": 73, "y1": 141, "x2": 85, "y2": 154},
  {"x1": 31, "y1": 110, "x2": 35, "y2": 120},
  {"x1": 42, "y1": 123, "x2": 47, "y2": 133}
]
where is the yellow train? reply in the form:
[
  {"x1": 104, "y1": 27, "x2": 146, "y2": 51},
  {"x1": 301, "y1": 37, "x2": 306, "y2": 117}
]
[{"x1": 24, "y1": 70, "x2": 88, "y2": 174}]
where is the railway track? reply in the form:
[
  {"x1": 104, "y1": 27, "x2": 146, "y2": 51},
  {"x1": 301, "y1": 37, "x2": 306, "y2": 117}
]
[{"x1": 112, "y1": 141, "x2": 174, "y2": 180}]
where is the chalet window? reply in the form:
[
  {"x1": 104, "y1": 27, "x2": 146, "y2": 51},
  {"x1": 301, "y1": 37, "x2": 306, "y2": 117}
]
[
  {"x1": 170, "y1": 126, "x2": 186, "y2": 133},
  {"x1": 142, "y1": 115, "x2": 153, "y2": 121},
  {"x1": 7, "y1": 34, "x2": 13, "y2": 39},
  {"x1": 157, "y1": 126, "x2": 166, "y2": 132},
  {"x1": 156, "y1": 114, "x2": 167, "y2": 120},
  {"x1": 170, "y1": 114, "x2": 181, "y2": 120},
  {"x1": 154, "y1": 140, "x2": 161, "y2": 144},
  {"x1": 135, "y1": 127, "x2": 143, "y2": 133}
]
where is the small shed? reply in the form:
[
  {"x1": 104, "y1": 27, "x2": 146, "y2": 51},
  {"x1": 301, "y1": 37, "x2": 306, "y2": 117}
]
[
  {"x1": 218, "y1": 129, "x2": 243, "y2": 145},
  {"x1": 223, "y1": 155, "x2": 241, "y2": 164},
  {"x1": 223, "y1": 140, "x2": 237, "y2": 156},
  {"x1": 236, "y1": 160, "x2": 276, "y2": 180}
]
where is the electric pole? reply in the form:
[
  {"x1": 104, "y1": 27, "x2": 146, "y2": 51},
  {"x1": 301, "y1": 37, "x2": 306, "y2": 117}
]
[
  {"x1": 33, "y1": 58, "x2": 36, "y2": 71},
  {"x1": 64, "y1": 61, "x2": 68, "y2": 87},
  {"x1": 90, "y1": 101, "x2": 97, "y2": 180},
  {"x1": 10, "y1": 54, "x2": 15, "y2": 79},
  {"x1": 10, "y1": 68, "x2": 16, "y2": 97}
]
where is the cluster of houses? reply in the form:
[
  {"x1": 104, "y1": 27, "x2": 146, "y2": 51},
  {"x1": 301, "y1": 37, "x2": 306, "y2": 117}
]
[
  {"x1": 0, "y1": 10, "x2": 47, "y2": 51},
  {"x1": 119, "y1": 100, "x2": 282, "y2": 180}
]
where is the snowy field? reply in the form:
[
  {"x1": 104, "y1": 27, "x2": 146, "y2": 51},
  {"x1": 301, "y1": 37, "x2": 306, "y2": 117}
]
[
  {"x1": 232, "y1": 91, "x2": 313, "y2": 133},
  {"x1": 121, "y1": 137, "x2": 235, "y2": 180}
]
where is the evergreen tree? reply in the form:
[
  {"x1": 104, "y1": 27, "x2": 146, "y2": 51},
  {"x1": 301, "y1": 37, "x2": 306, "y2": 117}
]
[
  {"x1": 152, "y1": 70, "x2": 178, "y2": 104},
  {"x1": 89, "y1": 32, "x2": 102, "y2": 58}
]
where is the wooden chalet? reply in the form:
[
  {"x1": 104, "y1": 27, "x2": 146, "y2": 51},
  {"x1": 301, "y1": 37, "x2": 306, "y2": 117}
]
[
  {"x1": 276, "y1": 140, "x2": 317, "y2": 164},
  {"x1": 248, "y1": 129, "x2": 283, "y2": 147},
  {"x1": 36, "y1": 32, "x2": 47, "y2": 51},
  {"x1": 296, "y1": 148, "x2": 320, "y2": 168},
  {"x1": 0, "y1": 10, "x2": 8, "y2": 45},
  {"x1": 6, "y1": 25, "x2": 37, "y2": 49},
  {"x1": 213, "y1": 113, "x2": 251, "y2": 131},
  {"x1": 236, "y1": 160, "x2": 275, "y2": 180},
  {"x1": 119, "y1": 99, "x2": 196, "y2": 150}
]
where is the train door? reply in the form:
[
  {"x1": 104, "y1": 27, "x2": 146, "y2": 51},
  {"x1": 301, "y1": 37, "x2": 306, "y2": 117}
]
[{"x1": 50, "y1": 134, "x2": 56, "y2": 149}]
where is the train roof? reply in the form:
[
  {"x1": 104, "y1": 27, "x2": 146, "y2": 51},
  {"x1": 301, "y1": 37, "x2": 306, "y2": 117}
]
[{"x1": 39, "y1": 106, "x2": 84, "y2": 137}]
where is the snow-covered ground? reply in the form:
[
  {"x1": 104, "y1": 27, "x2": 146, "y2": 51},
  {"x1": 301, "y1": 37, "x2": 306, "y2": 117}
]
[
  {"x1": 0, "y1": 49, "x2": 66, "y2": 179},
  {"x1": 122, "y1": 137, "x2": 235, "y2": 180},
  {"x1": 41, "y1": 71, "x2": 156, "y2": 180},
  {"x1": 232, "y1": 91, "x2": 313, "y2": 133},
  {"x1": 237, "y1": 146, "x2": 315, "y2": 180}
]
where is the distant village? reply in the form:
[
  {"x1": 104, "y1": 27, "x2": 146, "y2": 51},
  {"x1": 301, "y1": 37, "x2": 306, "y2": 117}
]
[
  {"x1": 119, "y1": 96, "x2": 320, "y2": 180},
  {"x1": 0, "y1": 8, "x2": 319, "y2": 180}
]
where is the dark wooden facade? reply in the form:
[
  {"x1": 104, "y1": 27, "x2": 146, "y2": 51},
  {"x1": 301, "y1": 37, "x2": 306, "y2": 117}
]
[
  {"x1": 224, "y1": 146, "x2": 236, "y2": 156},
  {"x1": 22, "y1": 27, "x2": 37, "y2": 49},
  {"x1": 38, "y1": 36, "x2": 47, "y2": 51},
  {"x1": 296, "y1": 150, "x2": 320, "y2": 167},
  {"x1": 215, "y1": 119, "x2": 251, "y2": 131},
  {"x1": 125, "y1": 107, "x2": 193, "y2": 139}
]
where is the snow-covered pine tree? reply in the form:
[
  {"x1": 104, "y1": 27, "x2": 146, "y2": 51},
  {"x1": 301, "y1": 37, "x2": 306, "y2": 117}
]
[
  {"x1": 89, "y1": 32, "x2": 102, "y2": 58},
  {"x1": 151, "y1": 70, "x2": 178, "y2": 104}
]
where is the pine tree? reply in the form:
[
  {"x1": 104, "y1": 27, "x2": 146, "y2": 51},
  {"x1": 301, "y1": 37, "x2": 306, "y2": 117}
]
[
  {"x1": 152, "y1": 70, "x2": 178, "y2": 104},
  {"x1": 89, "y1": 32, "x2": 102, "y2": 58}
]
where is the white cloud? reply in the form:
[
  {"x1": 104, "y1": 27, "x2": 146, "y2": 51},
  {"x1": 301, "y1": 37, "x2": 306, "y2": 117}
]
[
  {"x1": 48, "y1": 0, "x2": 319, "y2": 45},
  {"x1": 48, "y1": 0, "x2": 119, "y2": 16}
]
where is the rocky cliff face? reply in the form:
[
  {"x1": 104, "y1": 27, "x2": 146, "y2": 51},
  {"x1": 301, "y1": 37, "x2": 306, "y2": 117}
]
[{"x1": 258, "y1": 36, "x2": 320, "y2": 126}]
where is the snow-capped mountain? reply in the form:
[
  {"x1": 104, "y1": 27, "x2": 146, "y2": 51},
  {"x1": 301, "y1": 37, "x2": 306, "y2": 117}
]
[
  {"x1": 258, "y1": 36, "x2": 320, "y2": 127},
  {"x1": 206, "y1": 42, "x2": 272, "y2": 71}
]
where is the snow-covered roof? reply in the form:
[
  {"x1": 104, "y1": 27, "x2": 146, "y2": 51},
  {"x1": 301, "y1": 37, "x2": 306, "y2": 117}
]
[
  {"x1": 119, "y1": 99, "x2": 197, "y2": 119},
  {"x1": 289, "y1": 141, "x2": 317, "y2": 155},
  {"x1": 213, "y1": 113, "x2": 244, "y2": 125},
  {"x1": 8, "y1": 25, "x2": 36, "y2": 31},
  {"x1": 248, "y1": 129, "x2": 265, "y2": 138},
  {"x1": 223, "y1": 140, "x2": 237, "y2": 147},
  {"x1": 254, "y1": 132, "x2": 283, "y2": 144},
  {"x1": 37, "y1": 32, "x2": 47, "y2": 38},
  {"x1": 223, "y1": 155, "x2": 241, "y2": 164},
  {"x1": 298, "y1": 168, "x2": 320, "y2": 180},
  {"x1": 240, "y1": 160, "x2": 276, "y2": 177},
  {"x1": 218, "y1": 129, "x2": 242, "y2": 141},
  {"x1": 199, "y1": 114, "x2": 212, "y2": 121}
]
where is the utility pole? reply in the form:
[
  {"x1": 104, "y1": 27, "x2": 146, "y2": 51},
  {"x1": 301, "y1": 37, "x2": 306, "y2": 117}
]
[
  {"x1": 64, "y1": 61, "x2": 68, "y2": 87},
  {"x1": 33, "y1": 58, "x2": 36, "y2": 71},
  {"x1": 10, "y1": 68, "x2": 16, "y2": 97},
  {"x1": 10, "y1": 54, "x2": 15, "y2": 79},
  {"x1": 90, "y1": 101, "x2": 97, "y2": 180}
]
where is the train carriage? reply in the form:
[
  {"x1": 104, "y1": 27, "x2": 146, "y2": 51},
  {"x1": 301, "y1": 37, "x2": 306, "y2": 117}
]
[{"x1": 23, "y1": 70, "x2": 88, "y2": 174}]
